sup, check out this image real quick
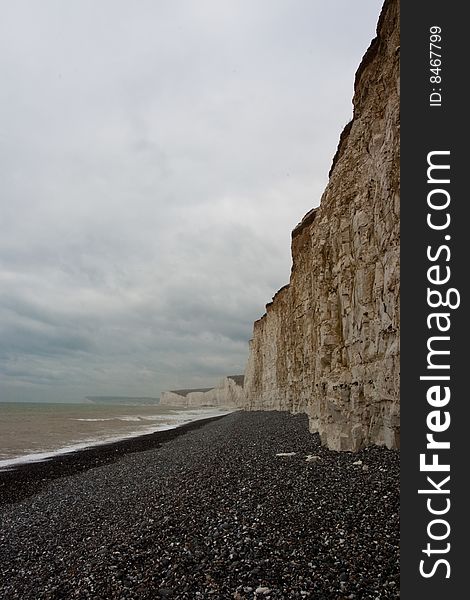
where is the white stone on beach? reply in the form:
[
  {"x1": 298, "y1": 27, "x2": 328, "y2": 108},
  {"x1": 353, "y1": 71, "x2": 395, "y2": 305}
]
[
  {"x1": 275, "y1": 452, "x2": 296, "y2": 457},
  {"x1": 305, "y1": 455, "x2": 321, "y2": 462}
]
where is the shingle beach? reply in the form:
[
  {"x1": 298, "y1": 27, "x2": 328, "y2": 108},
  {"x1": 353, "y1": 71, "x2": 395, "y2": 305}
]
[{"x1": 0, "y1": 412, "x2": 399, "y2": 599}]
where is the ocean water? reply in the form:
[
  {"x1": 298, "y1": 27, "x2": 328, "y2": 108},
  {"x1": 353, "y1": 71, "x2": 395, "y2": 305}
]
[{"x1": 0, "y1": 402, "x2": 231, "y2": 470}]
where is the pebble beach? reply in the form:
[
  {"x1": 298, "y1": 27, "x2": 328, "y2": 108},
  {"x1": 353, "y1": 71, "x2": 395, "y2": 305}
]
[{"x1": 0, "y1": 411, "x2": 399, "y2": 599}]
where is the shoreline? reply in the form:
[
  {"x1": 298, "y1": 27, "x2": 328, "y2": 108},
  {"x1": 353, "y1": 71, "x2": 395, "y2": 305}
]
[
  {"x1": 0, "y1": 413, "x2": 229, "y2": 507},
  {"x1": 0, "y1": 411, "x2": 399, "y2": 599},
  {"x1": 0, "y1": 406, "x2": 234, "y2": 471}
]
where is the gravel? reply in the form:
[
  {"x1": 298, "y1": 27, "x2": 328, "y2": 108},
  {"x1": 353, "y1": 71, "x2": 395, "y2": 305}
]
[{"x1": 0, "y1": 411, "x2": 399, "y2": 599}]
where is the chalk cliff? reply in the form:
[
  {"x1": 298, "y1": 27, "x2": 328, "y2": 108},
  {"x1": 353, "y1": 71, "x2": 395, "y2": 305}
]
[
  {"x1": 161, "y1": 376, "x2": 245, "y2": 408},
  {"x1": 243, "y1": 0, "x2": 400, "y2": 451}
]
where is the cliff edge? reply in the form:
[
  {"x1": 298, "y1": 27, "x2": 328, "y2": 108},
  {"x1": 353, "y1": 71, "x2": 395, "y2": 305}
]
[
  {"x1": 243, "y1": 0, "x2": 400, "y2": 451},
  {"x1": 161, "y1": 376, "x2": 245, "y2": 408}
]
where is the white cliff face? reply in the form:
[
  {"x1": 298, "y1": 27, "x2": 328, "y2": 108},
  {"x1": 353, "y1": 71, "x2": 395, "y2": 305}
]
[
  {"x1": 160, "y1": 376, "x2": 245, "y2": 409},
  {"x1": 159, "y1": 391, "x2": 191, "y2": 407},
  {"x1": 243, "y1": 0, "x2": 400, "y2": 451}
]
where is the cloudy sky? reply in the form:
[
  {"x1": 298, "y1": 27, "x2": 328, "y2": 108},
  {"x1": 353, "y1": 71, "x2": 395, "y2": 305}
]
[{"x1": 0, "y1": 0, "x2": 383, "y2": 402}]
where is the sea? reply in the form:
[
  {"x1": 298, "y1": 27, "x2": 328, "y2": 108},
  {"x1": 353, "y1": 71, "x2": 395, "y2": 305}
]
[{"x1": 0, "y1": 402, "x2": 232, "y2": 471}]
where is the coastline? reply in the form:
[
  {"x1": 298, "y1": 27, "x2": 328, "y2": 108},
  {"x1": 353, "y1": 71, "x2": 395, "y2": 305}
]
[
  {"x1": 0, "y1": 411, "x2": 399, "y2": 599},
  {"x1": 0, "y1": 413, "x2": 229, "y2": 507}
]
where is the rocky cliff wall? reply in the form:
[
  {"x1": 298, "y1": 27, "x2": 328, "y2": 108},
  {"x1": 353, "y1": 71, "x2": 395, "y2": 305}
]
[
  {"x1": 243, "y1": 0, "x2": 400, "y2": 451},
  {"x1": 160, "y1": 376, "x2": 245, "y2": 408}
]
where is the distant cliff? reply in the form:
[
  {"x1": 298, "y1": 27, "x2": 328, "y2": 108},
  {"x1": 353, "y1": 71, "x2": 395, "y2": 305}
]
[
  {"x1": 160, "y1": 376, "x2": 244, "y2": 408},
  {"x1": 243, "y1": 0, "x2": 400, "y2": 451}
]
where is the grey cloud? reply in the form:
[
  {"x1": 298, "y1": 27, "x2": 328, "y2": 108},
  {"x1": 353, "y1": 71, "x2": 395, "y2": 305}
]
[{"x1": 0, "y1": 0, "x2": 383, "y2": 401}]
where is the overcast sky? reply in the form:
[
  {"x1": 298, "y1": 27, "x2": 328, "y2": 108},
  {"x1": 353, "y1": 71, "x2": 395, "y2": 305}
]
[{"x1": 0, "y1": 0, "x2": 383, "y2": 402}]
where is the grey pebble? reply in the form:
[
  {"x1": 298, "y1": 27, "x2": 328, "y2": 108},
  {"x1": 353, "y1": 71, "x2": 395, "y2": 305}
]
[{"x1": 0, "y1": 412, "x2": 399, "y2": 599}]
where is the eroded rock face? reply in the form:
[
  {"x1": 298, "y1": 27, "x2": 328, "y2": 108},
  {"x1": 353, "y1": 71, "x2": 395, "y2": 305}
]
[
  {"x1": 243, "y1": 0, "x2": 400, "y2": 451},
  {"x1": 160, "y1": 376, "x2": 245, "y2": 408}
]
